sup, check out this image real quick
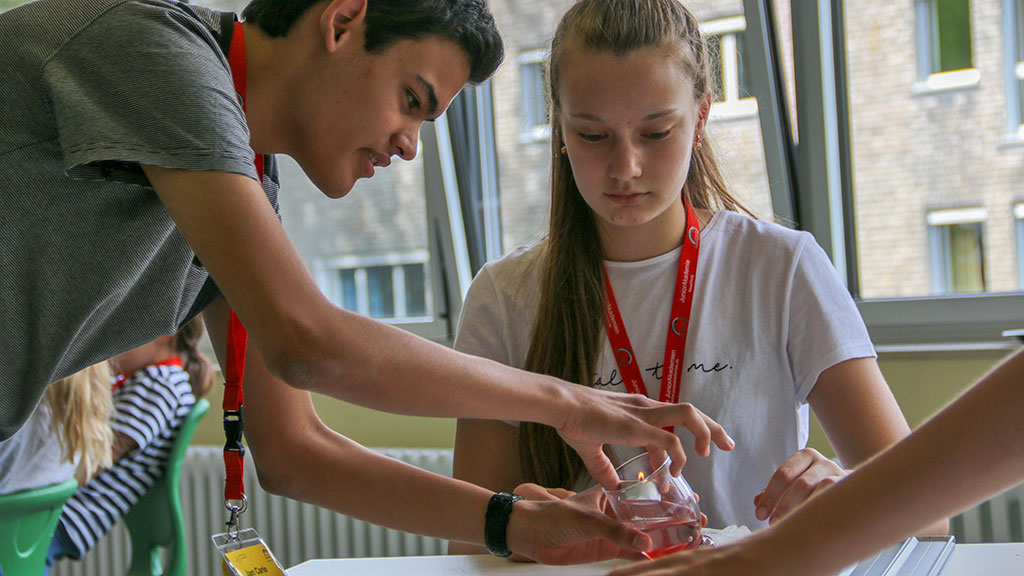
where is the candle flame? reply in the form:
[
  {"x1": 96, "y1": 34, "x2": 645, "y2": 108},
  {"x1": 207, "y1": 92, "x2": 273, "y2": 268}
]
[{"x1": 638, "y1": 472, "x2": 646, "y2": 482}]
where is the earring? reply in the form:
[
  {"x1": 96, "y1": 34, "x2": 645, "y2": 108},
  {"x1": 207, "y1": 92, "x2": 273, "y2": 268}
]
[{"x1": 694, "y1": 136, "x2": 703, "y2": 152}]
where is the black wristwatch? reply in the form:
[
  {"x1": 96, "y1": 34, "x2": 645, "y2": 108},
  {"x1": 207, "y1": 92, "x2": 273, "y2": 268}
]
[{"x1": 484, "y1": 492, "x2": 525, "y2": 557}]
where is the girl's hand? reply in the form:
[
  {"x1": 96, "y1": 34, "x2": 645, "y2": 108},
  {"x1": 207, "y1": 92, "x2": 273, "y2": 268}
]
[
  {"x1": 555, "y1": 389, "x2": 734, "y2": 489},
  {"x1": 753, "y1": 448, "x2": 846, "y2": 525}
]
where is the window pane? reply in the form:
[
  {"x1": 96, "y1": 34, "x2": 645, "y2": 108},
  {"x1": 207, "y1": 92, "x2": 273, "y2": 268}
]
[
  {"x1": 366, "y1": 266, "x2": 395, "y2": 318},
  {"x1": 403, "y1": 264, "x2": 427, "y2": 317},
  {"x1": 338, "y1": 269, "x2": 358, "y2": 312},
  {"x1": 521, "y1": 60, "x2": 549, "y2": 133},
  {"x1": 735, "y1": 31, "x2": 751, "y2": 99},
  {"x1": 1018, "y1": 0, "x2": 1024, "y2": 62},
  {"x1": 1018, "y1": 0, "x2": 1024, "y2": 123},
  {"x1": 1016, "y1": 209, "x2": 1024, "y2": 289},
  {"x1": 942, "y1": 223, "x2": 986, "y2": 293},
  {"x1": 845, "y1": 1, "x2": 1019, "y2": 299},
  {"x1": 934, "y1": 0, "x2": 972, "y2": 72},
  {"x1": 707, "y1": 34, "x2": 725, "y2": 102}
]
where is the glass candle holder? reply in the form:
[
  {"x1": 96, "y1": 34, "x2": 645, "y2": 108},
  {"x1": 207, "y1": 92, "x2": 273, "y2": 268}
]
[{"x1": 602, "y1": 453, "x2": 711, "y2": 559}]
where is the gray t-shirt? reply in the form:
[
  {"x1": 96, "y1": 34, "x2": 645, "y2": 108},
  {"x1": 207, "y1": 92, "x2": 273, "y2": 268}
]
[{"x1": 0, "y1": 0, "x2": 280, "y2": 439}]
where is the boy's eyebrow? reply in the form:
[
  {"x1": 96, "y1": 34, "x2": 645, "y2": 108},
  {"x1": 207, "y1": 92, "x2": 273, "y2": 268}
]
[
  {"x1": 569, "y1": 109, "x2": 678, "y2": 122},
  {"x1": 417, "y1": 75, "x2": 440, "y2": 119}
]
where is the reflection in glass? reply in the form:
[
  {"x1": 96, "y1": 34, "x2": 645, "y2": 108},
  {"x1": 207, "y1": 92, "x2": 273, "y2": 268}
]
[
  {"x1": 367, "y1": 266, "x2": 394, "y2": 319},
  {"x1": 339, "y1": 269, "x2": 357, "y2": 313},
  {"x1": 403, "y1": 264, "x2": 427, "y2": 317},
  {"x1": 930, "y1": 222, "x2": 985, "y2": 294},
  {"x1": 930, "y1": 0, "x2": 972, "y2": 73}
]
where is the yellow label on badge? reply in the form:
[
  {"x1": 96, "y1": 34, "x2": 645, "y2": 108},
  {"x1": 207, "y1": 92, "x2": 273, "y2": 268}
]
[{"x1": 222, "y1": 543, "x2": 287, "y2": 576}]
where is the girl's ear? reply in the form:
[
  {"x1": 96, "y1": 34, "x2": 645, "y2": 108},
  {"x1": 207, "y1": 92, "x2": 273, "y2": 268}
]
[
  {"x1": 695, "y1": 92, "x2": 712, "y2": 140},
  {"x1": 320, "y1": 0, "x2": 368, "y2": 53}
]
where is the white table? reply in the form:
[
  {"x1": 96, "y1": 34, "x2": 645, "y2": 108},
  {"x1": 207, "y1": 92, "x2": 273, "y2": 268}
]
[{"x1": 288, "y1": 543, "x2": 1024, "y2": 576}]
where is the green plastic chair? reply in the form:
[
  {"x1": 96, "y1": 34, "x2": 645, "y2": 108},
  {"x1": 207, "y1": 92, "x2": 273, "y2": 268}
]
[
  {"x1": 0, "y1": 478, "x2": 79, "y2": 576},
  {"x1": 122, "y1": 398, "x2": 209, "y2": 576}
]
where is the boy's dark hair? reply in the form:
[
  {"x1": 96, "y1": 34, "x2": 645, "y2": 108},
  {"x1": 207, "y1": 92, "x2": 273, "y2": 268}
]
[{"x1": 241, "y1": 0, "x2": 504, "y2": 84}]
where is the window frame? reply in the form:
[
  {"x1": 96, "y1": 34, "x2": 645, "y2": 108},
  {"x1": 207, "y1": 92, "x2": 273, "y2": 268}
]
[
  {"x1": 743, "y1": 0, "x2": 1024, "y2": 351},
  {"x1": 913, "y1": 0, "x2": 980, "y2": 95},
  {"x1": 1005, "y1": 0, "x2": 1024, "y2": 138},
  {"x1": 926, "y1": 208, "x2": 988, "y2": 295},
  {"x1": 1016, "y1": 203, "x2": 1024, "y2": 289},
  {"x1": 318, "y1": 252, "x2": 433, "y2": 324},
  {"x1": 518, "y1": 49, "x2": 551, "y2": 143},
  {"x1": 702, "y1": 16, "x2": 759, "y2": 120}
]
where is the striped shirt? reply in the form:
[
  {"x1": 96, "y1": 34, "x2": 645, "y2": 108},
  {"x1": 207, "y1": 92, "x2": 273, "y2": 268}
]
[
  {"x1": 56, "y1": 363, "x2": 196, "y2": 559},
  {"x1": 0, "y1": 0, "x2": 279, "y2": 440}
]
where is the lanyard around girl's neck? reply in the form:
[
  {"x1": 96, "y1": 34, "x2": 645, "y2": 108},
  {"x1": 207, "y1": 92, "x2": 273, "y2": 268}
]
[
  {"x1": 601, "y1": 198, "x2": 701, "y2": 432},
  {"x1": 110, "y1": 357, "x2": 182, "y2": 392},
  {"x1": 222, "y1": 19, "x2": 260, "y2": 513}
]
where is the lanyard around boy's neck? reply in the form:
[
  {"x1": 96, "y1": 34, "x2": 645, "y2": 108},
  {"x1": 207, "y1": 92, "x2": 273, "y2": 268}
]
[
  {"x1": 601, "y1": 198, "x2": 701, "y2": 433},
  {"x1": 222, "y1": 19, "x2": 261, "y2": 527}
]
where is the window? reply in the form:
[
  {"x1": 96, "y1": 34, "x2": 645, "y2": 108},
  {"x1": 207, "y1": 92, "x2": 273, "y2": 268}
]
[
  {"x1": 1016, "y1": 203, "x2": 1024, "y2": 289},
  {"x1": 703, "y1": 17, "x2": 756, "y2": 118},
  {"x1": 519, "y1": 50, "x2": 550, "y2": 141},
  {"x1": 915, "y1": 0, "x2": 978, "y2": 91},
  {"x1": 927, "y1": 209, "x2": 987, "y2": 295},
  {"x1": 326, "y1": 256, "x2": 431, "y2": 322},
  {"x1": 771, "y1": 0, "x2": 1024, "y2": 348},
  {"x1": 1015, "y1": 0, "x2": 1024, "y2": 132}
]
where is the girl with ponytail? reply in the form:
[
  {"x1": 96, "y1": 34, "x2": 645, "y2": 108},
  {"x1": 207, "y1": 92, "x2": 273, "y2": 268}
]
[
  {"x1": 47, "y1": 316, "x2": 212, "y2": 568},
  {"x1": 451, "y1": 0, "x2": 932, "y2": 555}
]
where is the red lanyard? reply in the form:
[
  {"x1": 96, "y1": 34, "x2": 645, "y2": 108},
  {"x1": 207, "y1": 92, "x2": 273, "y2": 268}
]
[
  {"x1": 601, "y1": 199, "x2": 700, "y2": 431},
  {"x1": 111, "y1": 357, "x2": 182, "y2": 392},
  {"x1": 222, "y1": 20, "x2": 259, "y2": 504}
]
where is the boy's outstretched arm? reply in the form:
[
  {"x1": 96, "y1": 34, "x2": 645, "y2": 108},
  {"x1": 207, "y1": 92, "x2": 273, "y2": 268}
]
[
  {"x1": 204, "y1": 296, "x2": 641, "y2": 561},
  {"x1": 144, "y1": 165, "x2": 732, "y2": 488}
]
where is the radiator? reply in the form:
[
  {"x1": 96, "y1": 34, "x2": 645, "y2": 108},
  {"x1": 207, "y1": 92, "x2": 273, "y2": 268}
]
[
  {"x1": 51, "y1": 445, "x2": 454, "y2": 576},
  {"x1": 49, "y1": 446, "x2": 1024, "y2": 576},
  {"x1": 950, "y1": 482, "x2": 1024, "y2": 543}
]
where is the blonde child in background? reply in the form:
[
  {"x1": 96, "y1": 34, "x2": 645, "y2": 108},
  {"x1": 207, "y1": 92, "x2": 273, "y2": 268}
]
[
  {"x1": 451, "y1": 0, "x2": 943, "y2": 557},
  {"x1": 0, "y1": 363, "x2": 112, "y2": 576},
  {"x1": 46, "y1": 317, "x2": 213, "y2": 572}
]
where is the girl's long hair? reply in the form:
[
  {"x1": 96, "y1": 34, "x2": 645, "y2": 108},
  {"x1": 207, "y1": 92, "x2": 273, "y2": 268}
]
[
  {"x1": 519, "y1": 0, "x2": 754, "y2": 489},
  {"x1": 174, "y1": 315, "x2": 214, "y2": 398},
  {"x1": 46, "y1": 362, "x2": 113, "y2": 480}
]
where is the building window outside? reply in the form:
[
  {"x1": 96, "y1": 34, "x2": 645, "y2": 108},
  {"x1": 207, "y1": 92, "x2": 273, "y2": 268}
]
[
  {"x1": 1016, "y1": 0, "x2": 1024, "y2": 129},
  {"x1": 703, "y1": 16, "x2": 755, "y2": 117},
  {"x1": 1016, "y1": 203, "x2": 1024, "y2": 289},
  {"x1": 915, "y1": 0, "x2": 977, "y2": 92},
  {"x1": 332, "y1": 258, "x2": 430, "y2": 322},
  {"x1": 928, "y1": 208, "x2": 987, "y2": 294},
  {"x1": 519, "y1": 50, "x2": 550, "y2": 141}
]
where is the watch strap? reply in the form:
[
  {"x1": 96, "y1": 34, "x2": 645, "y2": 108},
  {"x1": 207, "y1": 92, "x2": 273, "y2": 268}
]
[{"x1": 484, "y1": 492, "x2": 525, "y2": 557}]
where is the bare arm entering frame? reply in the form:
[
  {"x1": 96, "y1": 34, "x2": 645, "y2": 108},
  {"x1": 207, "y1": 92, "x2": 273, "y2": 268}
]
[{"x1": 609, "y1": 348, "x2": 1024, "y2": 576}]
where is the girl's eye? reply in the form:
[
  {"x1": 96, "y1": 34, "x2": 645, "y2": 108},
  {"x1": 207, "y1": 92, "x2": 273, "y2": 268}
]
[
  {"x1": 407, "y1": 90, "x2": 421, "y2": 111},
  {"x1": 645, "y1": 130, "x2": 672, "y2": 140},
  {"x1": 577, "y1": 132, "x2": 606, "y2": 142}
]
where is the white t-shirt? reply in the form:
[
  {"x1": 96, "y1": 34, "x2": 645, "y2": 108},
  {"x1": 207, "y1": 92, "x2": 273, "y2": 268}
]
[
  {"x1": 454, "y1": 211, "x2": 876, "y2": 530},
  {"x1": 0, "y1": 401, "x2": 76, "y2": 495}
]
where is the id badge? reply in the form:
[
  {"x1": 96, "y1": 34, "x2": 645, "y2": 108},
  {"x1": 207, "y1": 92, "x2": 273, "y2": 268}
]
[{"x1": 213, "y1": 528, "x2": 288, "y2": 576}]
